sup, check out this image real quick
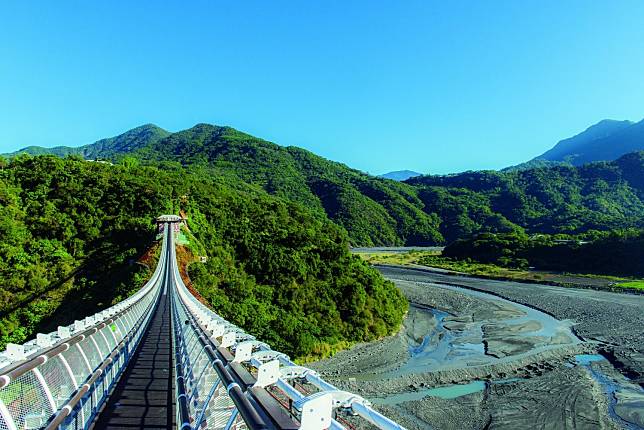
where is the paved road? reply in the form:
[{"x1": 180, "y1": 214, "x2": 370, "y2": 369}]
[
  {"x1": 352, "y1": 246, "x2": 444, "y2": 253},
  {"x1": 92, "y1": 240, "x2": 175, "y2": 429},
  {"x1": 377, "y1": 264, "x2": 644, "y2": 385}
]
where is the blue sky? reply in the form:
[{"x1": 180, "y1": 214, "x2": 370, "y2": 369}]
[{"x1": 1, "y1": 1, "x2": 643, "y2": 174}]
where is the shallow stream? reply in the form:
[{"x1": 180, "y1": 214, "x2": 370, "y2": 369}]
[
  {"x1": 367, "y1": 283, "x2": 644, "y2": 429},
  {"x1": 574, "y1": 354, "x2": 644, "y2": 429},
  {"x1": 373, "y1": 281, "x2": 579, "y2": 379}
]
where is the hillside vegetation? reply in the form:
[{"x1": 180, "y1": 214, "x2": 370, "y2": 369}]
[
  {"x1": 443, "y1": 229, "x2": 644, "y2": 277},
  {"x1": 409, "y1": 151, "x2": 644, "y2": 240},
  {"x1": 7, "y1": 124, "x2": 644, "y2": 246},
  {"x1": 0, "y1": 156, "x2": 171, "y2": 348},
  {"x1": 0, "y1": 155, "x2": 406, "y2": 357}
]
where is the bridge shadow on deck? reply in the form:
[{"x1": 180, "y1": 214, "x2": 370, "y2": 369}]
[{"x1": 92, "y1": 291, "x2": 175, "y2": 430}]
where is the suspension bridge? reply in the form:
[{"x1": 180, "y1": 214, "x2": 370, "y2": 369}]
[{"x1": 0, "y1": 217, "x2": 406, "y2": 430}]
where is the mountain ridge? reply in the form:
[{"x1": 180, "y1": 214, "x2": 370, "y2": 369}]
[
  {"x1": 5, "y1": 122, "x2": 644, "y2": 246},
  {"x1": 540, "y1": 119, "x2": 634, "y2": 162},
  {"x1": 527, "y1": 118, "x2": 644, "y2": 167},
  {"x1": 6, "y1": 124, "x2": 170, "y2": 159}
]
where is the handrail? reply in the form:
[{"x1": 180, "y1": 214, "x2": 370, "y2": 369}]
[
  {"x1": 0, "y1": 230, "x2": 168, "y2": 379},
  {"x1": 0, "y1": 217, "x2": 408, "y2": 430},
  {"x1": 170, "y1": 279, "x2": 269, "y2": 430},
  {"x1": 45, "y1": 271, "x2": 166, "y2": 430},
  {"x1": 169, "y1": 227, "x2": 407, "y2": 430},
  {"x1": 170, "y1": 239, "x2": 271, "y2": 430},
  {"x1": 0, "y1": 226, "x2": 170, "y2": 430}
]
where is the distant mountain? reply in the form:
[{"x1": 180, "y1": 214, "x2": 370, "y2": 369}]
[
  {"x1": 7, "y1": 123, "x2": 442, "y2": 246},
  {"x1": 407, "y1": 151, "x2": 644, "y2": 240},
  {"x1": 6, "y1": 123, "x2": 644, "y2": 245},
  {"x1": 379, "y1": 170, "x2": 422, "y2": 181},
  {"x1": 528, "y1": 119, "x2": 644, "y2": 167},
  {"x1": 6, "y1": 124, "x2": 170, "y2": 159},
  {"x1": 502, "y1": 158, "x2": 565, "y2": 172},
  {"x1": 7, "y1": 144, "x2": 81, "y2": 158}
]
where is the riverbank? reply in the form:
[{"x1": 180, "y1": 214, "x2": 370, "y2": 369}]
[
  {"x1": 379, "y1": 265, "x2": 644, "y2": 386},
  {"x1": 311, "y1": 266, "x2": 644, "y2": 429},
  {"x1": 356, "y1": 249, "x2": 644, "y2": 294}
]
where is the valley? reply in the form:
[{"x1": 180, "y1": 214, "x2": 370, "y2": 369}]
[
  {"x1": 3, "y1": 123, "x2": 644, "y2": 429},
  {"x1": 2, "y1": 125, "x2": 644, "y2": 430},
  {"x1": 3, "y1": 6, "x2": 643, "y2": 430},
  {"x1": 312, "y1": 265, "x2": 644, "y2": 429}
]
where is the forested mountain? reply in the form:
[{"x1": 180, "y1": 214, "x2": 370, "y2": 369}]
[
  {"x1": 0, "y1": 156, "x2": 406, "y2": 357},
  {"x1": 8, "y1": 124, "x2": 169, "y2": 159},
  {"x1": 6, "y1": 123, "x2": 644, "y2": 245},
  {"x1": 408, "y1": 151, "x2": 644, "y2": 240},
  {"x1": 517, "y1": 119, "x2": 644, "y2": 168},
  {"x1": 8, "y1": 124, "x2": 444, "y2": 246}
]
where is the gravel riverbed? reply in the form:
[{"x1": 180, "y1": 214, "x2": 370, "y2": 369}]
[{"x1": 311, "y1": 265, "x2": 644, "y2": 429}]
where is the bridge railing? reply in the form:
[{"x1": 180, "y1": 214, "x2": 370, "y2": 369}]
[
  {"x1": 0, "y1": 228, "x2": 170, "y2": 430},
  {"x1": 1, "y1": 219, "x2": 408, "y2": 430},
  {"x1": 170, "y1": 241, "x2": 263, "y2": 430},
  {"x1": 170, "y1": 235, "x2": 406, "y2": 430}
]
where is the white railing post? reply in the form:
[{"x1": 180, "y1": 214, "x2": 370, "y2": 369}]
[
  {"x1": 0, "y1": 398, "x2": 17, "y2": 430},
  {"x1": 33, "y1": 367, "x2": 57, "y2": 413},
  {"x1": 58, "y1": 354, "x2": 79, "y2": 389}
]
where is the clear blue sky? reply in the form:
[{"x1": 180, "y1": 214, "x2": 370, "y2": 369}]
[{"x1": 1, "y1": 1, "x2": 644, "y2": 174}]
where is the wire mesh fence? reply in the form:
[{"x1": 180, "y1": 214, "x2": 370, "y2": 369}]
[
  {"x1": 0, "y1": 228, "x2": 170, "y2": 430},
  {"x1": 171, "y1": 281, "x2": 240, "y2": 430},
  {"x1": 1, "y1": 219, "x2": 407, "y2": 430}
]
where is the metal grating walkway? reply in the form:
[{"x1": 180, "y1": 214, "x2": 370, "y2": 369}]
[
  {"x1": 91, "y1": 250, "x2": 175, "y2": 429},
  {"x1": 0, "y1": 218, "x2": 407, "y2": 430}
]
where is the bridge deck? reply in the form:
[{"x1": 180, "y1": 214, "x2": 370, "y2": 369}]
[{"x1": 92, "y1": 289, "x2": 175, "y2": 429}]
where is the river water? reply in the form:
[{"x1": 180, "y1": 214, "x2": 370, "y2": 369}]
[
  {"x1": 374, "y1": 281, "x2": 579, "y2": 379},
  {"x1": 366, "y1": 282, "x2": 644, "y2": 428},
  {"x1": 574, "y1": 354, "x2": 644, "y2": 429}
]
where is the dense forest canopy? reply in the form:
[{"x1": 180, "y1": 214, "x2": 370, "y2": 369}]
[
  {"x1": 8, "y1": 124, "x2": 644, "y2": 246},
  {"x1": 3, "y1": 123, "x2": 644, "y2": 359},
  {"x1": 0, "y1": 155, "x2": 172, "y2": 348},
  {"x1": 0, "y1": 155, "x2": 406, "y2": 357},
  {"x1": 442, "y1": 229, "x2": 644, "y2": 277},
  {"x1": 409, "y1": 151, "x2": 644, "y2": 241}
]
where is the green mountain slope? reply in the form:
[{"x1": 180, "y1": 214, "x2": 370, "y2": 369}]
[
  {"x1": 0, "y1": 156, "x2": 406, "y2": 357},
  {"x1": 8, "y1": 124, "x2": 442, "y2": 246},
  {"x1": 409, "y1": 151, "x2": 644, "y2": 240},
  {"x1": 125, "y1": 124, "x2": 444, "y2": 246},
  {"x1": 6, "y1": 123, "x2": 644, "y2": 245},
  {"x1": 7, "y1": 124, "x2": 170, "y2": 159},
  {"x1": 122, "y1": 124, "x2": 644, "y2": 242}
]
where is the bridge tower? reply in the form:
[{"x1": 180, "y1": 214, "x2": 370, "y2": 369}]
[{"x1": 155, "y1": 214, "x2": 184, "y2": 234}]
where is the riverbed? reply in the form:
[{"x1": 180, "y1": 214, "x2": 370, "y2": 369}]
[{"x1": 311, "y1": 266, "x2": 644, "y2": 429}]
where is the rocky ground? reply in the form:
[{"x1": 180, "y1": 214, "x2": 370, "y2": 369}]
[
  {"x1": 376, "y1": 265, "x2": 644, "y2": 385},
  {"x1": 311, "y1": 265, "x2": 644, "y2": 429}
]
